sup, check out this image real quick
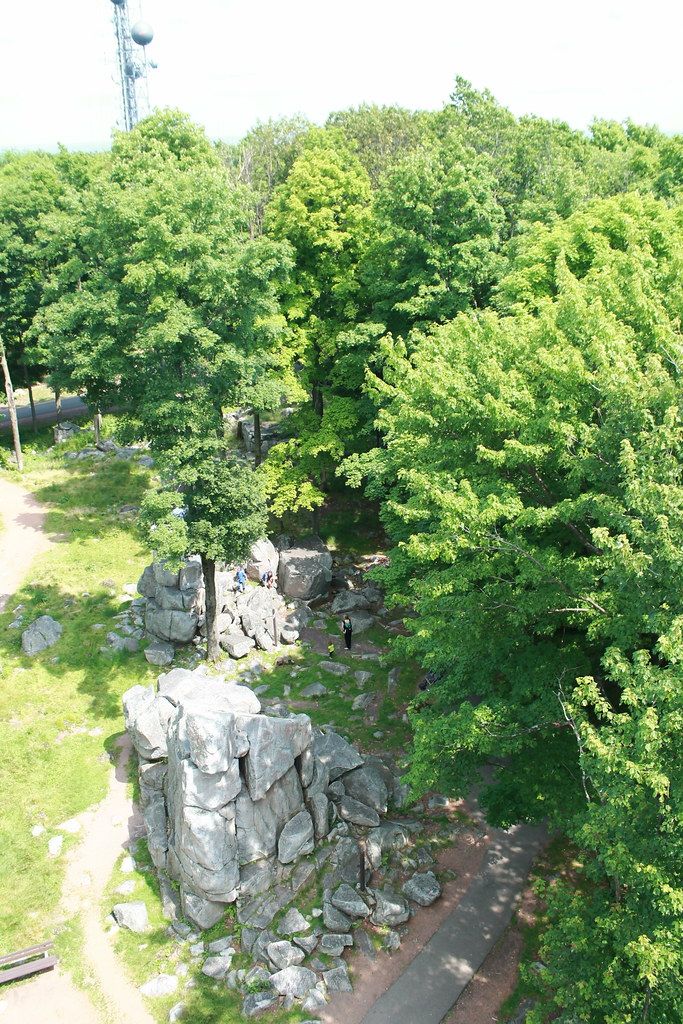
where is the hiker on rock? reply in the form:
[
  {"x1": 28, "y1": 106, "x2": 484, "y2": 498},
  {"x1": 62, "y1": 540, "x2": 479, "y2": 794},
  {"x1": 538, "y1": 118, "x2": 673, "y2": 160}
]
[
  {"x1": 341, "y1": 614, "x2": 353, "y2": 650},
  {"x1": 235, "y1": 566, "x2": 246, "y2": 593},
  {"x1": 260, "y1": 568, "x2": 274, "y2": 589}
]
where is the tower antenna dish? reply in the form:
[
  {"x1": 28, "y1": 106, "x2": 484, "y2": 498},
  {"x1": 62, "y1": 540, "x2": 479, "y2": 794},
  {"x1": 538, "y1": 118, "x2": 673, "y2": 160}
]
[{"x1": 108, "y1": 0, "x2": 155, "y2": 130}]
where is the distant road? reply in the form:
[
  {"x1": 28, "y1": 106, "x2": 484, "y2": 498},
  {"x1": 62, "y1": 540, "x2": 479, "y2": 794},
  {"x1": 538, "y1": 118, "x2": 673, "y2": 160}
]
[{"x1": 0, "y1": 395, "x2": 89, "y2": 432}]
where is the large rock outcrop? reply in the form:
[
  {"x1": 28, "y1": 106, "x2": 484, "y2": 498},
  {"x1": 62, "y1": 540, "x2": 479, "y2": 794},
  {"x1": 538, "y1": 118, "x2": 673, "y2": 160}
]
[
  {"x1": 278, "y1": 538, "x2": 333, "y2": 601},
  {"x1": 137, "y1": 536, "x2": 333, "y2": 654},
  {"x1": 124, "y1": 669, "x2": 334, "y2": 930}
]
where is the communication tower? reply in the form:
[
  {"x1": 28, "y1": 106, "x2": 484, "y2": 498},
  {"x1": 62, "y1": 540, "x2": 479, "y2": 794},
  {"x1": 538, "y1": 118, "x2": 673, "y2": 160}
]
[{"x1": 109, "y1": 0, "x2": 155, "y2": 130}]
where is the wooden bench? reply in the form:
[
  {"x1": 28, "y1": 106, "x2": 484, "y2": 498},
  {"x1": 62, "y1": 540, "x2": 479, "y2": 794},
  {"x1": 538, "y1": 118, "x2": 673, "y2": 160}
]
[{"x1": 0, "y1": 942, "x2": 58, "y2": 984}]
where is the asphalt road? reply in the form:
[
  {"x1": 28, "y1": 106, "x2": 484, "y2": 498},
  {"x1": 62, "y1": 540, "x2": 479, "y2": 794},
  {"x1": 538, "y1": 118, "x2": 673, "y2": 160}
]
[{"x1": 0, "y1": 394, "x2": 88, "y2": 431}]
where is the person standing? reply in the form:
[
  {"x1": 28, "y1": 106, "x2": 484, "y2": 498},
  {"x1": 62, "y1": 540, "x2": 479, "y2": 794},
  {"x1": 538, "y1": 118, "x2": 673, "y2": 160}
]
[
  {"x1": 235, "y1": 566, "x2": 246, "y2": 593},
  {"x1": 341, "y1": 614, "x2": 353, "y2": 650}
]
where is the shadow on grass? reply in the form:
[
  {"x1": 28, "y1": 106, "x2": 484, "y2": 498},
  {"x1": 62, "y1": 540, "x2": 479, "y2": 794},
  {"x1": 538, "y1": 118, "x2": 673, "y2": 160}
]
[{"x1": 31, "y1": 455, "x2": 150, "y2": 542}]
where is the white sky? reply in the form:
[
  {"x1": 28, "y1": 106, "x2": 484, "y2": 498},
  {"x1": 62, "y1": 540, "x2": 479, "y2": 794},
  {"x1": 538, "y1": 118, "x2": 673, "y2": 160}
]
[{"x1": 2, "y1": 0, "x2": 682, "y2": 152}]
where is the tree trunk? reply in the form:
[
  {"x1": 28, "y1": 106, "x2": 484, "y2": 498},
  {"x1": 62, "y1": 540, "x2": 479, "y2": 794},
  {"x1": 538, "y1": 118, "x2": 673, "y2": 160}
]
[
  {"x1": 312, "y1": 385, "x2": 323, "y2": 417},
  {"x1": 93, "y1": 409, "x2": 102, "y2": 445},
  {"x1": 55, "y1": 387, "x2": 62, "y2": 423},
  {"x1": 311, "y1": 505, "x2": 321, "y2": 535},
  {"x1": 201, "y1": 553, "x2": 220, "y2": 662},
  {"x1": 22, "y1": 366, "x2": 37, "y2": 434},
  {"x1": 253, "y1": 409, "x2": 262, "y2": 467},
  {"x1": 0, "y1": 338, "x2": 23, "y2": 471}
]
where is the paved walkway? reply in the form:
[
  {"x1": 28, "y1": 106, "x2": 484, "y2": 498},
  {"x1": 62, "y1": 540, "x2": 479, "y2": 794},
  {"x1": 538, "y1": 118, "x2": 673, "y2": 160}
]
[
  {"x1": 360, "y1": 818, "x2": 547, "y2": 1024},
  {"x1": 0, "y1": 477, "x2": 53, "y2": 613}
]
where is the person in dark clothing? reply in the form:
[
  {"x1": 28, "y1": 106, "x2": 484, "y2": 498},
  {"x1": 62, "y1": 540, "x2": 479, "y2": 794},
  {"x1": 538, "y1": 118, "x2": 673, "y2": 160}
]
[{"x1": 341, "y1": 615, "x2": 353, "y2": 650}]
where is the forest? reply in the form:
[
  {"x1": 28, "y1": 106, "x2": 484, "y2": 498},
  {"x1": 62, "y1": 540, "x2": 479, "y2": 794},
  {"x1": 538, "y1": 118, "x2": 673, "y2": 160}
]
[{"x1": 2, "y1": 78, "x2": 682, "y2": 1022}]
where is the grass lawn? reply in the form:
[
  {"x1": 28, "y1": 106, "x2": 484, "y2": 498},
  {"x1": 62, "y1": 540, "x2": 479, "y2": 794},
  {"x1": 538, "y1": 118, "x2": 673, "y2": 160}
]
[
  {"x1": 0, "y1": 443, "x2": 156, "y2": 952},
  {"x1": 0, "y1": 424, "x2": 422, "y2": 1023}
]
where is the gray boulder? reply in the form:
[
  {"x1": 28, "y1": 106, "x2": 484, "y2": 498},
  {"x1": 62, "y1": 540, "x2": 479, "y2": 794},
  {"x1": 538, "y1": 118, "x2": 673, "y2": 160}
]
[
  {"x1": 201, "y1": 953, "x2": 233, "y2": 978},
  {"x1": 342, "y1": 765, "x2": 389, "y2": 814},
  {"x1": 278, "y1": 810, "x2": 314, "y2": 864},
  {"x1": 246, "y1": 538, "x2": 280, "y2": 582},
  {"x1": 319, "y1": 661, "x2": 349, "y2": 677},
  {"x1": 184, "y1": 705, "x2": 249, "y2": 773},
  {"x1": 239, "y1": 714, "x2": 312, "y2": 801},
  {"x1": 338, "y1": 795, "x2": 380, "y2": 827},
  {"x1": 278, "y1": 538, "x2": 332, "y2": 600},
  {"x1": 242, "y1": 992, "x2": 279, "y2": 1018},
  {"x1": 112, "y1": 901, "x2": 149, "y2": 933},
  {"x1": 236, "y1": 766, "x2": 304, "y2": 865},
  {"x1": 314, "y1": 731, "x2": 364, "y2": 781},
  {"x1": 144, "y1": 640, "x2": 175, "y2": 666},
  {"x1": 330, "y1": 883, "x2": 370, "y2": 919},
  {"x1": 305, "y1": 790, "x2": 330, "y2": 841},
  {"x1": 21, "y1": 615, "x2": 62, "y2": 656},
  {"x1": 278, "y1": 908, "x2": 310, "y2": 935},
  {"x1": 365, "y1": 822, "x2": 411, "y2": 869},
  {"x1": 122, "y1": 685, "x2": 167, "y2": 760},
  {"x1": 267, "y1": 940, "x2": 305, "y2": 970},
  {"x1": 323, "y1": 902, "x2": 352, "y2": 931},
  {"x1": 330, "y1": 591, "x2": 371, "y2": 614},
  {"x1": 140, "y1": 974, "x2": 178, "y2": 998},
  {"x1": 222, "y1": 634, "x2": 255, "y2": 659},
  {"x1": 270, "y1": 965, "x2": 317, "y2": 998},
  {"x1": 320, "y1": 933, "x2": 352, "y2": 956},
  {"x1": 323, "y1": 964, "x2": 352, "y2": 992},
  {"x1": 180, "y1": 890, "x2": 226, "y2": 930},
  {"x1": 145, "y1": 603, "x2": 198, "y2": 643},
  {"x1": 370, "y1": 887, "x2": 410, "y2": 926},
  {"x1": 301, "y1": 682, "x2": 327, "y2": 698},
  {"x1": 402, "y1": 871, "x2": 442, "y2": 907},
  {"x1": 179, "y1": 557, "x2": 203, "y2": 591},
  {"x1": 153, "y1": 562, "x2": 179, "y2": 588},
  {"x1": 346, "y1": 610, "x2": 375, "y2": 635}
]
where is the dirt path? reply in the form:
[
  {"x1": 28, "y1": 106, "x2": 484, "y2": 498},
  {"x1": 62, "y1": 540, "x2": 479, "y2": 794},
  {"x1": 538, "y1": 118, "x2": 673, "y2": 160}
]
[
  {"x1": 324, "y1": 794, "x2": 547, "y2": 1024},
  {"x1": 0, "y1": 480, "x2": 154, "y2": 1024},
  {"x1": 1, "y1": 736, "x2": 153, "y2": 1024},
  {"x1": 0, "y1": 476, "x2": 54, "y2": 613}
]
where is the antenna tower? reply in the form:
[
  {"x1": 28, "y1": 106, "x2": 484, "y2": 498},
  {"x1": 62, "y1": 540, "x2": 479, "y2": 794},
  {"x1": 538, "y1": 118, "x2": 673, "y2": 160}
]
[{"x1": 109, "y1": 0, "x2": 155, "y2": 131}]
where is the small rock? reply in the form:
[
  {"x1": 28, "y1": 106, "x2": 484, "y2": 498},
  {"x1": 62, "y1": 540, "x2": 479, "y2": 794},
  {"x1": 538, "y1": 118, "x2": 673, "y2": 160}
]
[
  {"x1": 402, "y1": 871, "x2": 442, "y2": 907},
  {"x1": 293, "y1": 932, "x2": 318, "y2": 955},
  {"x1": 21, "y1": 615, "x2": 62, "y2": 656},
  {"x1": 169, "y1": 1003, "x2": 185, "y2": 1022},
  {"x1": 323, "y1": 964, "x2": 352, "y2": 992},
  {"x1": 428, "y1": 794, "x2": 449, "y2": 809},
  {"x1": 301, "y1": 682, "x2": 327, "y2": 698},
  {"x1": 58, "y1": 818, "x2": 81, "y2": 834},
  {"x1": 115, "y1": 880, "x2": 136, "y2": 896},
  {"x1": 267, "y1": 940, "x2": 305, "y2": 970},
  {"x1": 120, "y1": 855, "x2": 135, "y2": 873},
  {"x1": 30, "y1": 825, "x2": 45, "y2": 838},
  {"x1": 319, "y1": 661, "x2": 348, "y2": 677},
  {"x1": 112, "y1": 901, "x2": 149, "y2": 933},
  {"x1": 47, "y1": 835, "x2": 64, "y2": 858},
  {"x1": 207, "y1": 935, "x2": 234, "y2": 954},
  {"x1": 278, "y1": 908, "x2": 310, "y2": 935},
  {"x1": 269, "y1": 965, "x2": 317, "y2": 998},
  {"x1": 323, "y1": 903, "x2": 352, "y2": 931},
  {"x1": 144, "y1": 641, "x2": 175, "y2": 666},
  {"x1": 320, "y1": 933, "x2": 352, "y2": 956},
  {"x1": 242, "y1": 992, "x2": 279, "y2": 1018},
  {"x1": 384, "y1": 930, "x2": 401, "y2": 951},
  {"x1": 140, "y1": 974, "x2": 178, "y2": 997},
  {"x1": 330, "y1": 883, "x2": 370, "y2": 919},
  {"x1": 201, "y1": 953, "x2": 233, "y2": 979}
]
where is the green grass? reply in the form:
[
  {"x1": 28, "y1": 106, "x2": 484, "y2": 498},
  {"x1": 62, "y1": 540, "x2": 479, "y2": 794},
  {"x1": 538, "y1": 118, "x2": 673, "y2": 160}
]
[{"x1": 0, "y1": 450, "x2": 156, "y2": 951}]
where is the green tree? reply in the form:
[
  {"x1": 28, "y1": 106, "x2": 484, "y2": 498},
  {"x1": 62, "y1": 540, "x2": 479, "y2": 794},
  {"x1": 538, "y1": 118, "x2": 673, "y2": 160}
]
[
  {"x1": 365, "y1": 193, "x2": 683, "y2": 1022},
  {"x1": 139, "y1": 457, "x2": 268, "y2": 661},
  {"x1": 363, "y1": 131, "x2": 505, "y2": 337},
  {"x1": 265, "y1": 129, "x2": 374, "y2": 510}
]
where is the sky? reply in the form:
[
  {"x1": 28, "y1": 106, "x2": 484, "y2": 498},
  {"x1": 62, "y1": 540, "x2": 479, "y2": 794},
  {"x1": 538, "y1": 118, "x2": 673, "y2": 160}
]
[{"x1": 2, "y1": 0, "x2": 682, "y2": 152}]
